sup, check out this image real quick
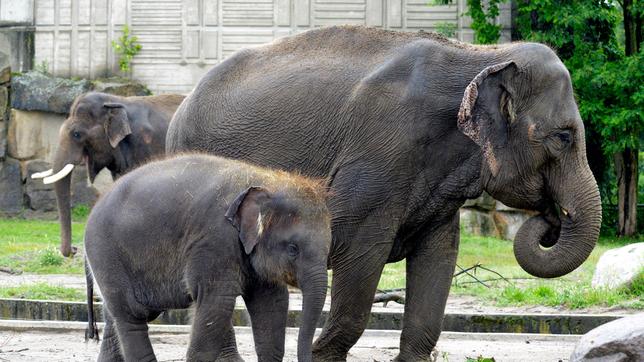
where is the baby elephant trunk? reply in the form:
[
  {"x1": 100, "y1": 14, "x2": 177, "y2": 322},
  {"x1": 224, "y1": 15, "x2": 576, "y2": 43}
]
[{"x1": 297, "y1": 266, "x2": 328, "y2": 362}]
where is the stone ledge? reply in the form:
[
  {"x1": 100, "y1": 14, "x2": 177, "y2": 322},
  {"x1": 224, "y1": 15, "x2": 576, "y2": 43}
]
[{"x1": 0, "y1": 298, "x2": 622, "y2": 335}]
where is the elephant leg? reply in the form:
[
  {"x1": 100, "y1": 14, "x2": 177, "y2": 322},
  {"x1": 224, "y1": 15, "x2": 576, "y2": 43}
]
[
  {"x1": 214, "y1": 323, "x2": 244, "y2": 362},
  {"x1": 187, "y1": 293, "x2": 238, "y2": 361},
  {"x1": 395, "y1": 215, "x2": 459, "y2": 361},
  {"x1": 113, "y1": 318, "x2": 156, "y2": 362},
  {"x1": 243, "y1": 282, "x2": 289, "y2": 361},
  {"x1": 98, "y1": 311, "x2": 124, "y2": 362},
  {"x1": 312, "y1": 226, "x2": 392, "y2": 361}
]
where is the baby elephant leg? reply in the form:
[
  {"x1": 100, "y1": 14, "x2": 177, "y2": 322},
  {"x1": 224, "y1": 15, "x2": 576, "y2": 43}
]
[
  {"x1": 187, "y1": 293, "x2": 238, "y2": 362},
  {"x1": 112, "y1": 317, "x2": 156, "y2": 362},
  {"x1": 97, "y1": 311, "x2": 124, "y2": 362},
  {"x1": 243, "y1": 282, "x2": 289, "y2": 362}
]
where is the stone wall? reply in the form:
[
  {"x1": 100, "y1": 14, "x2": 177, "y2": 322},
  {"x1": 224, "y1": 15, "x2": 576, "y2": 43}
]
[
  {"x1": 460, "y1": 192, "x2": 534, "y2": 241},
  {"x1": 0, "y1": 66, "x2": 148, "y2": 218}
]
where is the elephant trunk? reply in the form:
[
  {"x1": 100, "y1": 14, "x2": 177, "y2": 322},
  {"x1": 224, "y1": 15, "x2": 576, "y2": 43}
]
[
  {"x1": 297, "y1": 267, "x2": 328, "y2": 362},
  {"x1": 513, "y1": 169, "x2": 602, "y2": 278}
]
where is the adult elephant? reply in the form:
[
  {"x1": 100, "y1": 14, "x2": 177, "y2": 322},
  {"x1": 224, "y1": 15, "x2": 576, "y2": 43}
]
[
  {"x1": 166, "y1": 26, "x2": 601, "y2": 361},
  {"x1": 32, "y1": 92, "x2": 185, "y2": 257}
]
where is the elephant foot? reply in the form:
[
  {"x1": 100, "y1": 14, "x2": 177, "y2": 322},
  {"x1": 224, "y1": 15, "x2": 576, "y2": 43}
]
[
  {"x1": 393, "y1": 350, "x2": 439, "y2": 362},
  {"x1": 215, "y1": 352, "x2": 244, "y2": 362},
  {"x1": 312, "y1": 347, "x2": 348, "y2": 362},
  {"x1": 61, "y1": 245, "x2": 78, "y2": 258}
]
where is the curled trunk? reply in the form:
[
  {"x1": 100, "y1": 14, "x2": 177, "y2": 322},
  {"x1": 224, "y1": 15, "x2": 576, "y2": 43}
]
[
  {"x1": 513, "y1": 172, "x2": 602, "y2": 278},
  {"x1": 297, "y1": 268, "x2": 328, "y2": 362}
]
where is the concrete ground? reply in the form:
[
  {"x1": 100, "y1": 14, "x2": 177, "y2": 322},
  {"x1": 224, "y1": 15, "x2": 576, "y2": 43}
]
[{"x1": 0, "y1": 320, "x2": 580, "y2": 362}]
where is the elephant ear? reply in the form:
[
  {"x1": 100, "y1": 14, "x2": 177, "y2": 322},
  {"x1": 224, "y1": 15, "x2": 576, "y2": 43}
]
[
  {"x1": 457, "y1": 61, "x2": 517, "y2": 175},
  {"x1": 225, "y1": 186, "x2": 270, "y2": 255},
  {"x1": 104, "y1": 103, "x2": 132, "y2": 148}
]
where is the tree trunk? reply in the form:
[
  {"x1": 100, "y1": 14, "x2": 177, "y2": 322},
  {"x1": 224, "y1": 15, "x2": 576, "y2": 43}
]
[{"x1": 614, "y1": 148, "x2": 638, "y2": 237}]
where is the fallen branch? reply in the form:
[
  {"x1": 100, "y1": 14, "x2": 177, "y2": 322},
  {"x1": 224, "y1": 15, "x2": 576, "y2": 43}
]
[
  {"x1": 0, "y1": 267, "x2": 22, "y2": 275},
  {"x1": 373, "y1": 291, "x2": 406, "y2": 306}
]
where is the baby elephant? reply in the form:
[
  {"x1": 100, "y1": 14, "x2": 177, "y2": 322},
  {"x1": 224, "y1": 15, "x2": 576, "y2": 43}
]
[{"x1": 84, "y1": 154, "x2": 331, "y2": 362}]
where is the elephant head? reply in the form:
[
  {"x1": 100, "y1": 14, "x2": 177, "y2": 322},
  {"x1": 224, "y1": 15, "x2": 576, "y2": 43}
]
[
  {"x1": 32, "y1": 92, "x2": 168, "y2": 257},
  {"x1": 458, "y1": 44, "x2": 601, "y2": 278},
  {"x1": 226, "y1": 186, "x2": 331, "y2": 361}
]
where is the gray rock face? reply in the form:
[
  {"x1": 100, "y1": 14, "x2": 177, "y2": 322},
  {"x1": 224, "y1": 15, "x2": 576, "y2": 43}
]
[
  {"x1": 11, "y1": 71, "x2": 91, "y2": 114},
  {"x1": 0, "y1": 51, "x2": 9, "y2": 84},
  {"x1": 570, "y1": 314, "x2": 644, "y2": 362},
  {"x1": 0, "y1": 158, "x2": 23, "y2": 214},
  {"x1": 0, "y1": 120, "x2": 6, "y2": 161},
  {"x1": 0, "y1": 86, "x2": 7, "y2": 116},
  {"x1": 460, "y1": 208, "x2": 500, "y2": 238},
  {"x1": 463, "y1": 192, "x2": 496, "y2": 210},
  {"x1": 25, "y1": 160, "x2": 99, "y2": 212},
  {"x1": 591, "y1": 243, "x2": 644, "y2": 290},
  {"x1": 92, "y1": 78, "x2": 152, "y2": 97}
]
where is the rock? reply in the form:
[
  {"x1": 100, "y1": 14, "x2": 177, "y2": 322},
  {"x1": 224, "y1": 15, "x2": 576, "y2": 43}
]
[
  {"x1": 25, "y1": 160, "x2": 99, "y2": 212},
  {"x1": 70, "y1": 165, "x2": 99, "y2": 207},
  {"x1": 0, "y1": 120, "x2": 6, "y2": 161},
  {"x1": 0, "y1": 51, "x2": 10, "y2": 84},
  {"x1": 570, "y1": 314, "x2": 644, "y2": 362},
  {"x1": 92, "y1": 78, "x2": 152, "y2": 97},
  {"x1": 493, "y1": 211, "x2": 532, "y2": 241},
  {"x1": 495, "y1": 201, "x2": 517, "y2": 211},
  {"x1": 0, "y1": 158, "x2": 23, "y2": 215},
  {"x1": 0, "y1": 86, "x2": 8, "y2": 116},
  {"x1": 459, "y1": 208, "x2": 500, "y2": 238},
  {"x1": 24, "y1": 160, "x2": 56, "y2": 211},
  {"x1": 10, "y1": 71, "x2": 91, "y2": 114},
  {"x1": 7, "y1": 109, "x2": 65, "y2": 161},
  {"x1": 463, "y1": 192, "x2": 496, "y2": 211},
  {"x1": 591, "y1": 243, "x2": 644, "y2": 290}
]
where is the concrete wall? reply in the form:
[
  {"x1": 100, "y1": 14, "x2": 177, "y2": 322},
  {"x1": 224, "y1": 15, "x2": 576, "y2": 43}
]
[{"x1": 29, "y1": 0, "x2": 512, "y2": 94}]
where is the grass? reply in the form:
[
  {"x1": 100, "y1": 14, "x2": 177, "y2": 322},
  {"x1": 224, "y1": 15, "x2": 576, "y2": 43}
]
[
  {"x1": 0, "y1": 218, "x2": 86, "y2": 274},
  {"x1": 0, "y1": 217, "x2": 641, "y2": 308},
  {"x1": 379, "y1": 235, "x2": 643, "y2": 310},
  {"x1": 0, "y1": 282, "x2": 84, "y2": 301}
]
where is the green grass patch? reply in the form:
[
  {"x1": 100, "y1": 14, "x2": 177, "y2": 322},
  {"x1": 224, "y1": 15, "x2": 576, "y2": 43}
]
[
  {"x1": 0, "y1": 219, "x2": 86, "y2": 274},
  {"x1": 0, "y1": 282, "x2": 84, "y2": 301}
]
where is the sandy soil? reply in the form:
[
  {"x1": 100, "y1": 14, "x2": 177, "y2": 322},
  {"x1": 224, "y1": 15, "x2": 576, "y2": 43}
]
[{"x1": 0, "y1": 322, "x2": 581, "y2": 362}]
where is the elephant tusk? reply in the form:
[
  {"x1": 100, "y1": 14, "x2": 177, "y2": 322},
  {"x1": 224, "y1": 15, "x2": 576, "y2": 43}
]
[
  {"x1": 561, "y1": 208, "x2": 569, "y2": 217},
  {"x1": 43, "y1": 164, "x2": 75, "y2": 184},
  {"x1": 31, "y1": 169, "x2": 54, "y2": 179}
]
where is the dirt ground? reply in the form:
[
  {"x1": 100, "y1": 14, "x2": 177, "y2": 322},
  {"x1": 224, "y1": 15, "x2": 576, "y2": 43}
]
[
  {"x1": 0, "y1": 273, "x2": 639, "y2": 315},
  {"x1": 0, "y1": 321, "x2": 581, "y2": 362}
]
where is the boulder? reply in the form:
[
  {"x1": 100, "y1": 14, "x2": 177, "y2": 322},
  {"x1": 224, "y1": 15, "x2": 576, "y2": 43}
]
[
  {"x1": 10, "y1": 71, "x2": 91, "y2": 114},
  {"x1": 591, "y1": 243, "x2": 644, "y2": 290},
  {"x1": 495, "y1": 201, "x2": 516, "y2": 211},
  {"x1": 0, "y1": 158, "x2": 23, "y2": 214},
  {"x1": 463, "y1": 192, "x2": 496, "y2": 211},
  {"x1": 0, "y1": 120, "x2": 6, "y2": 161},
  {"x1": 0, "y1": 51, "x2": 9, "y2": 84},
  {"x1": 570, "y1": 314, "x2": 644, "y2": 362},
  {"x1": 7, "y1": 109, "x2": 65, "y2": 161},
  {"x1": 0, "y1": 86, "x2": 8, "y2": 116},
  {"x1": 25, "y1": 159, "x2": 99, "y2": 212},
  {"x1": 92, "y1": 78, "x2": 152, "y2": 97},
  {"x1": 459, "y1": 208, "x2": 500, "y2": 238},
  {"x1": 493, "y1": 211, "x2": 532, "y2": 241},
  {"x1": 24, "y1": 160, "x2": 56, "y2": 211}
]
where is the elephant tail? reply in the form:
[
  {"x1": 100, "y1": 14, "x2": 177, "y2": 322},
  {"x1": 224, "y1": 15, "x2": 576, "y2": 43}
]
[{"x1": 84, "y1": 257, "x2": 100, "y2": 342}]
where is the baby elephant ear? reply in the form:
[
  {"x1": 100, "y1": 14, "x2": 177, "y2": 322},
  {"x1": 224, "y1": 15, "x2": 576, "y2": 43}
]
[
  {"x1": 103, "y1": 103, "x2": 132, "y2": 148},
  {"x1": 225, "y1": 186, "x2": 270, "y2": 254}
]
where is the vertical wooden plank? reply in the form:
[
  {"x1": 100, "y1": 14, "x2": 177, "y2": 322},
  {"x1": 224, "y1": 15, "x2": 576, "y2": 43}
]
[
  {"x1": 366, "y1": 0, "x2": 382, "y2": 27},
  {"x1": 186, "y1": 30, "x2": 200, "y2": 58},
  {"x1": 92, "y1": 0, "x2": 107, "y2": 25},
  {"x1": 294, "y1": 0, "x2": 309, "y2": 26},
  {"x1": 202, "y1": 30, "x2": 218, "y2": 59},
  {"x1": 276, "y1": 0, "x2": 290, "y2": 26},
  {"x1": 35, "y1": 0, "x2": 55, "y2": 25},
  {"x1": 387, "y1": 0, "x2": 402, "y2": 28},
  {"x1": 203, "y1": 0, "x2": 217, "y2": 25},
  {"x1": 111, "y1": 0, "x2": 126, "y2": 25},
  {"x1": 78, "y1": 0, "x2": 90, "y2": 25},
  {"x1": 183, "y1": 0, "x2": 200, "y2": 25}
]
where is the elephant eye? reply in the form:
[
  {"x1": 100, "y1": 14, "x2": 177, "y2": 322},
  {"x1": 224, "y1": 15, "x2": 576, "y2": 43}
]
[
  {"x1": 556, "y1": 130, "x2": 572, "y2": 144},
  {"x1": 287, "y1": 243, "x2": 299, "y2": 258},
  {"x1": 72, "y1": 131, "x2": 82, "y2": 140}
]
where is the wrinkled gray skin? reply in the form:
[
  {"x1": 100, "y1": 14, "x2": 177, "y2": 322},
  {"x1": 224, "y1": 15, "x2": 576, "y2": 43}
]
[
  {"x1": 51, "y1": 92, "x2": 184, "y2": 257},
  {"x1": 84, "y1": 154, "x2": 331, "y2": 362},
  {"x1": 166, "y1": 26, "x2": 602, "y2": 361}
]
